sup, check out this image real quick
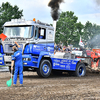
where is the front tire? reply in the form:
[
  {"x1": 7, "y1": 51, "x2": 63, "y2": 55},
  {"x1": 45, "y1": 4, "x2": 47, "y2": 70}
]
[
  {"x1": 75, "y1": 63, "x2": 86, "y2": 77},
  {"x1": 37, "y1": 60, "x2": 52, "y2": 78}
]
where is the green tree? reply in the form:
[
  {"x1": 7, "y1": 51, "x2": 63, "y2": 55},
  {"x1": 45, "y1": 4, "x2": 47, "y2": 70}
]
[
  {"x1": 83, "y1": 21, "x2": 100, "y2": 49},
  {"x1": 73, "y1": 22, "x2": 84, "y2": 47},
  {"x1": 83, "y1": 21, "x2": 93, "y2": 42},
  {"x1": 0, "y1": 2, "x2": 23, "y2": 33},
  {"x1": 56, "y1": 11, "x2": 84, "y2": 47}
]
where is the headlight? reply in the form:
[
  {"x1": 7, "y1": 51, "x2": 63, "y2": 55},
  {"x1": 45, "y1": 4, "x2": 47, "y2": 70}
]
[
  {"x1": 23, "y1": 58, "x2": 31, "y2": 61},
  {"x1": 0, "y1": 57, "x2": 2, "y2": 60}
]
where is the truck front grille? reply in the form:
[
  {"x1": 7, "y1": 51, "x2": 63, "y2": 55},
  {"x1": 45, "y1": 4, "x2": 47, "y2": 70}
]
[
  {"x1": 4, "y1": 44, "x2": 13, "y2": 53},
  {"x1": 4, "y1": 44, "x2": 23, "y2": 53}
]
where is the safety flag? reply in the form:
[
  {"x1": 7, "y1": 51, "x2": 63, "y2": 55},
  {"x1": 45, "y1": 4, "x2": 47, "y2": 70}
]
[
  {"x1": 6, "y1": 78, "x2": 12, "y2": 87},
  {"x1": 0, "y1": 33, "x2": 7, "y2": 41},
  {"x1": 79, "y1": 36, "x2": 84, "y2": 47},
  {"x1": 6, "y1": 70, "x2": 12, "y2": 87}
]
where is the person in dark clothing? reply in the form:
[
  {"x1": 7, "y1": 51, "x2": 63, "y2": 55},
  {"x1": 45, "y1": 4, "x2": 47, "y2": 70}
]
[
  {"x1": 38, "y1": 29, "x2": 43, "y2": 39},
  {"x1": 80, "y1": 46, "x2": 87, "y2": 57}
]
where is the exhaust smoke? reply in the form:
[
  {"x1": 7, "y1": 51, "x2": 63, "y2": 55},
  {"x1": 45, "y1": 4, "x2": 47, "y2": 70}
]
[
  {"x1": 95, "y1": 0, "x2": 100, "y2": 5},
  {"x1": 48, "y1": 0, "x2": 64, "y2": 21},
  {"x1": 48, "y1": 0, "x2": 64, "y2": 42},
  {"x1": 88, "y1": 34, "x2": 100, "y2": 49}
]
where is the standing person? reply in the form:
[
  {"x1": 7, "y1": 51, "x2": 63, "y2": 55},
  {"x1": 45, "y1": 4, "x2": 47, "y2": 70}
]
[
  {"x1": 11, "y1": 42, "x2": 23, "y2": 87},
  {"x1": 66, "y1": 46, "x2": 71, "y2": 53}
]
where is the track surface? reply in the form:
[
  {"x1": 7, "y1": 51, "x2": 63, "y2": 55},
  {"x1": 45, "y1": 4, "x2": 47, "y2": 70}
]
[{"x1": 0, "y1": 70, "x2": 100, "y2": 100}]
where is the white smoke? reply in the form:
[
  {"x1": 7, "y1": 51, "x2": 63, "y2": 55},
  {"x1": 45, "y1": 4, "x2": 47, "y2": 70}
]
[
  {"x1": 87, "y1": 34, "x2": 100, "y2": 49},
  {"x1": 95, "y1": 0, "x2": 100, "y2": 5}
]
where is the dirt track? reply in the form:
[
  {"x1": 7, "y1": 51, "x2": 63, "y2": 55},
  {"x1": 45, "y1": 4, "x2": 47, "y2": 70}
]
[{"x1": 0, "y1": 70, "x2": 100, "y2": 100}]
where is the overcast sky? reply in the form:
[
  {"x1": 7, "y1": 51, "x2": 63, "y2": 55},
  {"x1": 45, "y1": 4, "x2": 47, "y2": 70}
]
[{"x1": 0, "y1": 0, "x2": 100, "y2": 25}]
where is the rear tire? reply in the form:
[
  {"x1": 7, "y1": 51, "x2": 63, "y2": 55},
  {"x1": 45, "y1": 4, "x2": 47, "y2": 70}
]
[
  {"x1": 75, "y1": 63, "x2": 86, "y2": 77},
  {"x1": 37, "y1": 60, "x2": 52, "y2": 78}
]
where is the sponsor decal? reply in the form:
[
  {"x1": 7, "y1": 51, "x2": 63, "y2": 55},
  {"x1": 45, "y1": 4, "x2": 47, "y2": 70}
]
[
  {"x1": 72, "y1": 61, "x2": 76, "y2": 64},
  {"x1": 66, "y1": 63, "x2": 70, "y2": 69},
  {"x1": 47, "y1": 47, "x2": 51, "y2": 51},
  {"x1": 61, "y1": 59, "x2": 68, "y2": 64},
  {"x1": 60, "y1": 65, "x2": 65, "y2": 67},
  {"x1": 61, "y1": 59, "x2": 68, "y2": 62},
  {"x1": 54, "y1": 60, "x2": 60, "y2": 62},
  {"x1": 16, "y1": 53, "x2": 20, "y2": 56},
  {"x1": 53, "y1": 63, "x2": 59, "y2": 66},
  {"x1": 34, "y1": 45, "x2": 37, "y2": 48}
]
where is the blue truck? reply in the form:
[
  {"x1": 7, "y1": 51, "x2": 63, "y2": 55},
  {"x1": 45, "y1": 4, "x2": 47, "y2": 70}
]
[{"x1": 0, "y1": 19, "x2": 86, "y2": 77}]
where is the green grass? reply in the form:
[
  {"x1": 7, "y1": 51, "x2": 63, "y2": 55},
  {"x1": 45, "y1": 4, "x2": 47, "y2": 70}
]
[{"x1": 0, "y1": 65, "x2": 8, "y2": 67}]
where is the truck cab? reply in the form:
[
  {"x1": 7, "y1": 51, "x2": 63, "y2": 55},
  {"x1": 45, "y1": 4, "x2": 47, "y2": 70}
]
[
  {"x1": 1, "y1": 19, "x2": 54, "y2": 71},
  {"x1": 0, "y1": 19, "x2": 86, "y2": 78}
]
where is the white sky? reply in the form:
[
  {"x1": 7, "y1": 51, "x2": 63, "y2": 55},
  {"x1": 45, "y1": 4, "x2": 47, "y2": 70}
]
[{"x1": 0, "y1": 0, "x2": 100, "y2": 25}]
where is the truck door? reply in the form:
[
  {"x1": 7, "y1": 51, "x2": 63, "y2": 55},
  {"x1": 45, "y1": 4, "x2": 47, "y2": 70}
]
[
  {"x1": 46, "y1": 29, "x2": 54, "y2": 55},
  {"x1": 33, "y1": 26, "x2": 47, "y2": 54}
]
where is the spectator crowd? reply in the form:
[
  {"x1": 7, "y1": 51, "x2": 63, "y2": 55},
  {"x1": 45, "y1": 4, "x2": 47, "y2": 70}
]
[{"x1": 54, "y1": 44, "x2": 80, "y2": 54}]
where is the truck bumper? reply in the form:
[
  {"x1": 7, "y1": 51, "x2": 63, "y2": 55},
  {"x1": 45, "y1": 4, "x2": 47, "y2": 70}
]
[
  {"x1": 1, "y1": 54, "x2": 39, "y2": 68},
  {"x1": 23, "y1": 54, "x2": 38, "y2": 68}
]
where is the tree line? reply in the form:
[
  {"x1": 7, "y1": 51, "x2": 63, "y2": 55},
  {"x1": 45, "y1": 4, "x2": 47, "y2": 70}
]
[
  {"x1": 56, "y1": 11, "x2": 100, "y2": 49},
  {"x1": 0, "y1": 2, "x2": 100, "y2": 49},
  {"x1": 0, "y1": 2, "x2": 23, "y2": 33}
]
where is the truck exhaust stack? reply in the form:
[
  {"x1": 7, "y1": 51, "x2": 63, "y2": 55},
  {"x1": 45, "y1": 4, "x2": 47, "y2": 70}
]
[
  {"x1": 53, "y1": 21, "x2": 57, "y2": 41},
  {"x1": 48, "y1": 0, "x2": 64, "y2": 41},
  {"x1": 48, "y1": 0, "x2": 64, "y2": 21}
]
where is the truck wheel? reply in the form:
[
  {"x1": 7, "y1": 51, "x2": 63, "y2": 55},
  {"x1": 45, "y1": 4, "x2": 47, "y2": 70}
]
[
  {"x1": 37, "y1": 60, "x2": 52, "y2": 78},
  {"x1": 75, "y1": 63, "x2": 86, "y2": 77}
]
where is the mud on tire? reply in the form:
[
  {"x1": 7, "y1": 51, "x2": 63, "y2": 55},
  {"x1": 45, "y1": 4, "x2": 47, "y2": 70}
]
[
  {"x1": 75, "y1": 63, "x2": 86, "y2": 77},
  {"x1": 37, "y1": 60, "x2": 52, "y2": 78}
]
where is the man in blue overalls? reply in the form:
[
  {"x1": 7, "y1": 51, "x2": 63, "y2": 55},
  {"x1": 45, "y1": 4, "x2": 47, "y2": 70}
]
[{"x1": 11, "y1": 42, "x2": 23, "y2": 86}]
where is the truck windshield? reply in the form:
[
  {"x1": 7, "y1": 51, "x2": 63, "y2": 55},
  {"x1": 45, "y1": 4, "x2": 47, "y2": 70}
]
[{"x1": 3, "y1": 26, "x2": 33, "y2": 38}]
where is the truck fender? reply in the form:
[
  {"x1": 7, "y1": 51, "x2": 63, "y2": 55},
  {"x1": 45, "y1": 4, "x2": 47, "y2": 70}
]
[
  {"x1": 37, "y1": 55, "x2": 52, "y2": 68},
  {"x1": 37, "y1": 55, "x2": 43, "y2": 68}
]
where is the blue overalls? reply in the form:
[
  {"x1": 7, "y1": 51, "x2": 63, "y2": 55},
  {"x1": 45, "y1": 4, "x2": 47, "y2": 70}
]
[{"x1": 11, "y1": 48, "x2": 23, "y2": 85}]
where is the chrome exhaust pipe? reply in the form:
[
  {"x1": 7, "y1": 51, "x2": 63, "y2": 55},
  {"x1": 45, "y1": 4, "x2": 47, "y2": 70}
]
[{"x1": 53, "y1": 20, "x2": 57, "y2": 42}]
